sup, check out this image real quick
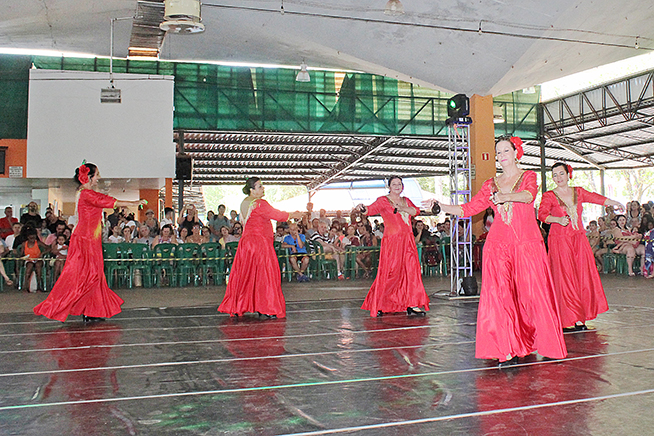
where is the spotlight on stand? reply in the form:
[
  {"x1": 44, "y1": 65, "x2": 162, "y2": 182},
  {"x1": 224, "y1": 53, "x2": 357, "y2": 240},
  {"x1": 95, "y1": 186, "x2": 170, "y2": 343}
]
[
  {"x1": 446, "y1": 93, "x2": 472, "y2": 125},
  {"x1": 160, "y1": 0, "x2": 205, "y2": 34}
]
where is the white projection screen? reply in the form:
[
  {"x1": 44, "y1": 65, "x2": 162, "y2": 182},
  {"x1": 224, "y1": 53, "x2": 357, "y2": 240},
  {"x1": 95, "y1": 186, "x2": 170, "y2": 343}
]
[{"x1": 27, "y1": 69, "x2": 175, "y2": 179}]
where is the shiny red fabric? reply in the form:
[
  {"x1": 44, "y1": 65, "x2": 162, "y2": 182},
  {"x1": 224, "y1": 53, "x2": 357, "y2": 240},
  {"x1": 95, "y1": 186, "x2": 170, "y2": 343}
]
[
  {"x1": 34, "y1": 189, "x2": 123, "y2": 322},
  {"x1": 361, "y1": 196, "x2": 429, "y2": 316},
  {"x1": 218, "y1": 199, "x2": 289, "y2": 317},
  {"x1": 538, "y1": 187, "x2": 608, "y2": 327},
  {"x1": 461, "y1": 171, "x2": 567, "y2": 360}
]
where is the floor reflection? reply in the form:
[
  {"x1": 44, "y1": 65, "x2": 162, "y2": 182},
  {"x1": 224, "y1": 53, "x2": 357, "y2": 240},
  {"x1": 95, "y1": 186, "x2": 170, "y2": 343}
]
[{"x1": 475, "y1": 332, "x2": 608, "y2": 435}]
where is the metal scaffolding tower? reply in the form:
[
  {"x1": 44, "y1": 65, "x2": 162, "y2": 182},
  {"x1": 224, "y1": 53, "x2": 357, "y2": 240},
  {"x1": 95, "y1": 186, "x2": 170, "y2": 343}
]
[{"x1": 448, "y1": 121, "x2": 474, "y2": 296}]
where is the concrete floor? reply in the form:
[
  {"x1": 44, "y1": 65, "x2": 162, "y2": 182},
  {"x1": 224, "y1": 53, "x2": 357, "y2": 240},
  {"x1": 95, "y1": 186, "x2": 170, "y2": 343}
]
[{"x1": 0, "y1": 274, "x2": 653, "y2": 435}]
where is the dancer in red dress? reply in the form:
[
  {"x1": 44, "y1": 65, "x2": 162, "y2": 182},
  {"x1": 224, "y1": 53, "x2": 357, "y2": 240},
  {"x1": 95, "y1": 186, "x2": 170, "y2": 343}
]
[
  {"x1": 34, "y1": 163, "x2": 146, "y2": 322},
  {"x1": 218, "y1": 177, "x2": 302, "y2": 318},
  {"x1": 429, "y1": 137, "x2": 567, "y2": 366},
  {"x1": 357, "y1": 176, "x2": 430, "y2": 317},
  {"x1": 538, "y1": 162, "x2": 624, "y2": 331}
]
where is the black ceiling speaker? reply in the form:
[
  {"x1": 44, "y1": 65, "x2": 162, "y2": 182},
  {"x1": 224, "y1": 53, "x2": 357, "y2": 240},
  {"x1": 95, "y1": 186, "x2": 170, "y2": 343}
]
[
  {"x1": 447, "y1": 94, "x2": 470, "y2": 118},
  {"x1": 176, "y1": 155, "x2": 193, "y2": 180}
]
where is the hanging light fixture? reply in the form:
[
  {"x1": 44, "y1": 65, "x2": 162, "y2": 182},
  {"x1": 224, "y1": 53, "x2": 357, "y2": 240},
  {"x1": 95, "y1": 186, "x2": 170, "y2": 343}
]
[
  {"x1": 296, "y1": 62, "x2": 310, "y2": 82},
  {"x1": 160, "y1": 0, "x2": 205, "y2": 34},
  {"x1": 384, "y1": 0, "x2": 405, "y2": 16}
]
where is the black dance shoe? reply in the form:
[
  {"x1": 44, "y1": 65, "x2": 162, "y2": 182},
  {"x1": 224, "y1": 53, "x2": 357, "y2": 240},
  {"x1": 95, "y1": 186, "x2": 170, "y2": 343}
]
[
  {"x1": 575, "y1": 323, "x2": 589, "y2": 331},
  {"x1": 377, "y1": 310, "x2": 384, "y2": 317},
  {"x1": 257, "y1": 312, "x2": 277, "y2": 319},
  {"x1": 562, "y1": 326, "x2": 577, "y2": 333},
  {"x1": 407, "y1": 307, "x2": 426, "y2": 317},
  {"x1": 83, "y1": 315, "x2": 105, "y2": 323},
  {"x1": 498, "y1": 356, "x2": 519, "y2": 368}
]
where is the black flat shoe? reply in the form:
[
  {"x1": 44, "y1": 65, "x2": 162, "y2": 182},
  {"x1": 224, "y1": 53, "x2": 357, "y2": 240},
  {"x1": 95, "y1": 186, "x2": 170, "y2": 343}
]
[
  {"x1": 562, "y1": 326, "x2": 577, "y2": 333},
  {"x1": 575, "y1": 324, "x2": 589, "y2": 331},
  {"x1": 377, "y1": 310, "x2": 384, "y2": 317},
  {"x1": 83, "y1": 315, "x2": 105, "y2": 323},
  {"x1": 407, "y1": 307, "x2": 426, "y2": 317},
  {"x1": 257, "y1": 312, "x2": 277, "y2": 319},
  {"x1": 499, "y1": 356, "x2": 519, "y2": 368}
]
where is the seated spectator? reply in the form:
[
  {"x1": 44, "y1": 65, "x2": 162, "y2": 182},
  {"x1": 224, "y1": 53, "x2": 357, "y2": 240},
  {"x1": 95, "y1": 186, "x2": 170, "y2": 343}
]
[
  {"x1": 151, "y1": 224, "x2": 178, "y2": 248},
  {"x1": 229, "y1": 210, "x2": 239, "y2": 227},
  {"x1": 282, "y1": 222, "x2": 311, "y2": 282},
  {"x1": 306, "y1": 218, "x2": 321, "y2": 238},
  {"x1": 63, "y1": 226, "x2": 72, "y2": 241},
  {"x1": 186, "y1": 223, "x2": 207, "y2": 244},
  {"x1": 318, "y1": 209, "x2": 331, "y2": 226},
  {"x1": 20, "y1": 201, "x2": 43, "y2": 229},
  {"x1": 311, "y1": 221, "x2": 345, "y2": 279},
  {"x1": 121, "y1": 226, "x2": 133, "y2": 243},
  {"x1": 231, "y1": 222, "x2": 243, "y2": 241},
  {"x1": 44, "y1": 210, "x2": 66, "y2": 234},
  {"x1": 107, "y1": 206, "x2": 121, "y2": 228},
  {"x1": 160, "y1": 207, "x2": 175, "y2": 229},
  {"x1": 0, "y1": 206, "x2": 18, "y2": 240},
  {"x1": 342, "y1": 225, "x2": 360, "y2": 247},
  {"x1": 51, "y1": 234, "x2": 68, "y2": 282},
  {"x1": 415, "y1": 220, "x2": 441, "y2": 266},
  {"x1": 274, "y1": 224, "x2": 288, "y2": 243},
  {"x1": 627, "y1": 200, "x2": 642, "y2": 229},
  {"x1": 332, "y1": 210, "x2": 348, "y2": 227},
  {"x1": 356, "y1": 223, "x2": 378, "y2": 278},
  {"x1": 5, "y1": 222, "x2": 22, "y2": 251},
  {"x1": 108, "y1": 225, "x2": 124, "y2": 243},
  {"x1": 213, "y1": 205, "x2": 230, "y2": 232},
  {"x1": 178, "y1": 204, "x2": 202, "y2": 236},
  {"x1": 122, "y1": 212, "x2": 138, "y2": 238},
  {"x1": 45, "y1": 222, "x2": 67, "y2": 246},
  {"x1": 201, "y1": 226, "x2": 216, "y2": 243},
  {"x1": 218, "y1": 226, "x2": 238, "y2": 249},
  {"x1": 0, "y1": 242, "x2": 14, "y2": 287},
  {"x1": 587, "y1": 220, "x2": 601, "y2": 255},
  {"x1": 134, "y1": 225, "x2": 154, "y2": 247},
  {"x1": 16, "y1": 227, "x2": 49, "y2": 292},
  {"x1": 143, "y1": 209, "x2": 159, "y2": 237},
  {"x1": 178, "y1": 227, "x2": 189, "y2": 244},
  {"x1": 643, "y1": 227, "x2": 654, "y2": 279},
  {"x1": 374, "y1": 223, "x2": 384, "y2": 239},
  {"x1": 611, "y1": 215, "x2": 645, "y2": 276}
]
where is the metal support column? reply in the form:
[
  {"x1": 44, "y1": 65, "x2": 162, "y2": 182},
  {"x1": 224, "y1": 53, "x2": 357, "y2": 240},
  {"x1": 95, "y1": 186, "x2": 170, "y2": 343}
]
[
  {"x1": 177, "y1": 130, "x2": 185, "y2": 211},
  {"x1": 448, "y1": 122, "x2": 473, "y2": 296}
]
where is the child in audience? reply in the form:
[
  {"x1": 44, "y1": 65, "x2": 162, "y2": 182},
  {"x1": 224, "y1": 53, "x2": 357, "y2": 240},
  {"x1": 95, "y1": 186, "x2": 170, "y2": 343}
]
[
  {"x1": 52, "y1": 234, "x2": 68, "y2": 282},
  {"x1": 643, "y1": 227, "x2": 654, "y2": 279}
]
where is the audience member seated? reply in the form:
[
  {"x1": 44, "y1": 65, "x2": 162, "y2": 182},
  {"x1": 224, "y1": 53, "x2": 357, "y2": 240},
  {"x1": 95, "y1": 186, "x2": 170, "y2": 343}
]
[
  {"x1": 332, "y1": 210, "x2": 348, "y2": 227},
  {"x1": 152, "y1": 224, "x2": 177, "y2": 248},
  {"x1": 0, "y1": 206, "x2": 18, "y2": 240},
  {"x1": 44, "y1": 210, "x2": 66, "y2": 234},
  {"x1": 186, "y1": 223, "x2": 207, "y2": 244},
  {"x1": 108, "y1": 225, "x2": 125, "y2": 243},
  {"x1": 202, "y1": 226, "x2": 216, "y2": 243},
  {"x1": 5, "y1": 222, "x2": 23, "y2": 251},
  {"x1": 282, "y1": 222, "x2": 311, "y2": 282},
  {"x1": 643, "y1": 227, "x2": 654, "y2": 279},
  {"x1": 178, "y1": 227, "x2": 189, "y2": 244},
  {"x1": 160, "y1": 207, "x2": 175, "y2": 229},
  {"x1": 122, "y1": 226, "x2": 134, "y2": 244},
  {"x1": 231, "y1": 222, "x2": 243, "y2": 241},
  {"x1": 106, "y1": 206, "x2": 121, "y2": 228},
  {"x1": 356, "y1": 223, "x2": 378, "y2": 278},
  {"x1": 212, "y1": 204, "x2": 230, "y2": 232},
  {"x1": 38, "y1": 220, "x2": 51, "y2": 243},
  {"x1": 318, "y1": 209, "x2": 331, "y2": 226},
  {"x1": 626, "y1": 201, "x2": 642, "y2": 229},
  {"x1": 16, "y1": 227, "x2": 49, "y2": 292},
  {"x1": 135, "y1": 225, "x2": 154, "y2": 247},
  {"x1": 218, "y1": 226, "x2": 238, "y2": 249},
  {"x1": 311, "y1": 221, "x2": 345, "y2": 279},
  {"x1": 45, "y1": 222, "x2": 67, "y2": 246},
  {"x1": 20, "y1": 201, "x2": 43, "y2": 229},
  {"x1": 342, "y1": 224, "x2": 360, "y2": 247},
  {"x1": 306, "y1": 218, "x2": 321, "y2": 238},
  {"x1": 51, "y1": 234, "x2": 68, "y2": 282},
  {"x1": 414, "y1": 220, "x2": 441, "y2": 266},
  {"x1": 229, "y1": 210, "x2": 239, "y2": 228},
  {"x1": 0, "y1": 242, "x2": 14, "y2": 287},
  {"x1": 611, "y1": 214, "x2": 645, "y2": 276}
]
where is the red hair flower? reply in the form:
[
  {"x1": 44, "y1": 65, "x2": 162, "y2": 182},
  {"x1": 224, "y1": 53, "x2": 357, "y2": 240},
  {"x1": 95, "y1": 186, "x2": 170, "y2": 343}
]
[
  {"x1": 509, "y1": 136, "x2": 524, "y2": 160},
  {"x1": 78, "y1": 164, "x2": 90, "y2": 184},
  {"x1": 566, "y1": 164, "x2": 573, "y2": 179}
]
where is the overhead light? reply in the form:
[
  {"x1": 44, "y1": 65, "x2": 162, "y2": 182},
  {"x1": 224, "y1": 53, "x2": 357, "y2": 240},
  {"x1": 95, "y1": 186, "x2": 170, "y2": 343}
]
[
  {"x1": 160, "y1": 0, "x2": 205, "y2": 34},
  {"x1": 296, "y1": 62, "x2": 310, "y2": 82},
  {"x1": 128, "y1": 47, "x2": 160, "y2": 59},
  {"x1": 493, "y1": 106, "x2": 505, "y2": 124},
  {"x1": 101, "y1": 87, "x2": 121, "y2": 104},
  {"x1": 384, "y1": 0, "x2": 405, "y2": 16}
]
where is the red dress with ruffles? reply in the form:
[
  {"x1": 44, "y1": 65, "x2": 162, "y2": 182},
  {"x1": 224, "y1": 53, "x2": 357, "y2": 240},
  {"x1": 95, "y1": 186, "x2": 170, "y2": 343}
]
[
  {"x1": 361, "y1": 196, "x2": 429, "y2": 316},
  {"x1": 218, "y1": 198, "x2": 289, "y2": 317},
  {"x1": 538, "y1": 187, "x2": 608, "y2": 327},
  {"x1": 34, "y1": 189, "x2": 124, "y2": 322},
  {"x1": 461, "y1": 171, "x2": 567, "y2": 360}
]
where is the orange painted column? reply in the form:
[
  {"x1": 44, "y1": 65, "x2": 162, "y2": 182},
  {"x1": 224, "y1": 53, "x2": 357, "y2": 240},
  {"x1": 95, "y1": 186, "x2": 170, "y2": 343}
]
[
  {"x1": 469, "y1": 95, "x2": 496, "y2": 237},
  {"x1": 164, "y1": 178, "x2": 173, "y2": 208},
  {"x1": 0, "y1": 139, "x2": 27, "y2": 178},
  {"x1": 138, "y1": 189, "x2": 160, "y2": 222}
]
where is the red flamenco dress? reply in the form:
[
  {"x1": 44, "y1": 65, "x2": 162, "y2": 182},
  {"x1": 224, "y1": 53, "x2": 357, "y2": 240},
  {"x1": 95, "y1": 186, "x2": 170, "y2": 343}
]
[
  {"x1": 538, "y1": 187, "x2": 609, "y2": 327},
  {"x1": 361, "y1": 196, "x2": 430, "y2": 316},
  {"x1": 218, "y1": 198, "x2": 290, "y2": 318},
  {"x1": 460, "y1": 171, "x2": 567, "y2": 360},
  {"x1": 34, "y1": 189, "x2": 124, "y2": 322}
]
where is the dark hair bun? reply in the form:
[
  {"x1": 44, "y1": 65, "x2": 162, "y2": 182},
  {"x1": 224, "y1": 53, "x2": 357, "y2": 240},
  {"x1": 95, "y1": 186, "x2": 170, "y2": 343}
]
[{"x1": 243, "y1": 177, "x2": 260, "y2": 195}]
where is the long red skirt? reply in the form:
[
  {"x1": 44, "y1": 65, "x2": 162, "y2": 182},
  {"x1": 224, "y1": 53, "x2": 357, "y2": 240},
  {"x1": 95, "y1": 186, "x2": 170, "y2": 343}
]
[
  {"x1": 361, "y1": 232, "x2": 429, "y2": 316},
  {"x1": 218, "y1": 234, "x2": 286, "y2": 318},
  {"x1": 34, "y1": 234, "x2": 123, "y2": 322},
  {"x1": 476, "y1": 239, "x2": 567, "y2": 360},
  {"x1": 548, "y1": 233, "x2": 608, "y2": 327}
]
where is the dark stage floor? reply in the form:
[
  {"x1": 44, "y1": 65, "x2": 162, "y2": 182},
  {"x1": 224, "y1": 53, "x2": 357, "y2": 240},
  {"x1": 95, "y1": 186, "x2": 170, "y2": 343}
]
[{"x1": 1, "y1": 291, "x2": 654, "y2": 435}]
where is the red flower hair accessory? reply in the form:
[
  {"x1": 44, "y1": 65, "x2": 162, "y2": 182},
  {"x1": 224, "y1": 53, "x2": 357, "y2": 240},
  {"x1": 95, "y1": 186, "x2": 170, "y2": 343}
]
[
  {"x1": 509, "y1": 136, "x2": 524, "y2": 160},
  {"x1": 78, "y1": 164, "x2": 90, "y2": 184},
  {"x1": 566, "y1": 164, "x2": 573, "y2": 179}
]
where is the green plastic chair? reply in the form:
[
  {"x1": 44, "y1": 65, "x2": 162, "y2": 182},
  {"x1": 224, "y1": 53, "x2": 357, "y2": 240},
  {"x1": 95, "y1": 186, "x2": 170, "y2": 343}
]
[
  {"x1": 311, "y1": 240, "x2": 338, "y2": 280},
  {"x1": 102, "y1": 243, "x2": 130, "y2": 288},
  {"x1": 176, "y1": 243, "x2": 200, "y2": 287},
  {"x1": 199, "y1": 242, "x2": 226, "y2": 285},
  {"x1": 152, "y1": 243, "x2": 177, "y2": 287},
  {"x1": 130, "y1": 243, "x2": 153, "y2": 288},
  {"x1": 440, "y1": 237, "x2": 451, "y2": 276},
  {"x1": 224, "y1": 241, "x2": 239, "y2": 278}
]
